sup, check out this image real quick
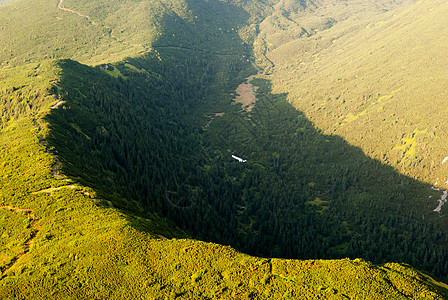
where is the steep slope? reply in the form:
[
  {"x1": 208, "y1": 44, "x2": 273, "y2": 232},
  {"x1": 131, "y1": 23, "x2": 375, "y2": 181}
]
[
  {"x1": 0, "y1": 59, "x2": 446, "y2": 299},
  {"x1": 251, "y1": 0, "x2": 448, "y2": 281},
  {"x1": 264, "y1": 0, "x2": 448, "y2": 185},
  {"x1": 0, "y1": 0, "x2": 265, "y2": 67},
  {"x1": 1, "y1": 0, "x2": 448, "y2": 298}
]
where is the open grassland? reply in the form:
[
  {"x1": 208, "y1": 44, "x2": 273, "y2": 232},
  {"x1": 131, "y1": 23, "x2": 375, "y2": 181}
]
[
  {"x1": 261, "y1": 0, "x2": 448, "y2": 187},
  {"x1": 0, "y1": 0, "x2": 262, "y2": 68}
]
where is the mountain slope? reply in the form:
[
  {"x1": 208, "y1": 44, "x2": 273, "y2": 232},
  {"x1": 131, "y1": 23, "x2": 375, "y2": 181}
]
[
  {"x1": 263, "y1": 0, "x2": 448, "y2": 185},
  {"x1": 0, "y1": 59, "x2": 446, "y2": 299},
  {"x1": 1, "y1": 0, "x2": 448, "y2": 298}
]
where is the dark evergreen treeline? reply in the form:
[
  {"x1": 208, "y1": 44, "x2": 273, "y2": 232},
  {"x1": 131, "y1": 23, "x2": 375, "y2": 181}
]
[
  {"x1": 208, "y1": 79, "x2": 448, "y2": 280},
  {"x1": 45, "y1": 51, "x2": 248, "y2": 244},
  {"x1": 44, "y1": 50, "x2": 448, "y2": 282}
]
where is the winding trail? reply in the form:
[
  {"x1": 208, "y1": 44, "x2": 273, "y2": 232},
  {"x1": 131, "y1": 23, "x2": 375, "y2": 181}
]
[
  {"x1": 55, "y1": 1, "x2": 238, "y2": 58},
  {"x1": 56, "y1": 0, "x2": 147, "y2": 51},
  {"x1": 31, "y1": 184, "x2": 77, "y2": 196},
  {"x1": 57, "y1": 0, "x2": 91, "y2": 22},
  {"x1": 1, "y1": 183, "x2": 80, "y2": 276},
  {"x1": 0, "y1": 206, "x2": 40, "y2": 277}
]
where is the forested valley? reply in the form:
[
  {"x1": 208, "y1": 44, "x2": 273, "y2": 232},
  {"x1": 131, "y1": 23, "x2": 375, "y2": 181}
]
[
  {"x1": 1, "y1": 0, "x2": 448, "y2": 298},
  {"x1": 43, "y1": 52, "x2": 448, "y2": 282}
]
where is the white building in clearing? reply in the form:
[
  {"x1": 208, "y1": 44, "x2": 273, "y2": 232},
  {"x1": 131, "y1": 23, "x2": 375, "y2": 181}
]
[{"x1": 232, "y1": 154, "x2": 247, "y2": 163}]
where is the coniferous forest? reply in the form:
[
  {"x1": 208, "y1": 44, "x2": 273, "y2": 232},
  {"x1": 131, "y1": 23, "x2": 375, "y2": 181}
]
[{"x1": 1, "y1": 0, "x2": 448, "y2": 298}]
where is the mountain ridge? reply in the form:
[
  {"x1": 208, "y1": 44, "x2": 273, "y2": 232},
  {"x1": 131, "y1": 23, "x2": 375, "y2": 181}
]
[{"x1": 1, "y1": 0, "x2": 448, "y2": 298}]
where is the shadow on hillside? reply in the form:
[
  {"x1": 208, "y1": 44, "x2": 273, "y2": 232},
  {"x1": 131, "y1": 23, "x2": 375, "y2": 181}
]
[
  {"x1": 43, "y1": 0, "x2": 448, "y2": 282},
  {"x1": 202, "y1": 78, "x2": 447, "y2": 272}
]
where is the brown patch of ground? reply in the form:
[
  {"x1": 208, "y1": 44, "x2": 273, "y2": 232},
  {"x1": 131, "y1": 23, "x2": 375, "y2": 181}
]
[
  {"x1": 234, "y1": 75, "x2": 258, "y2": 112},
  {"x1": 31, "y1": 184, "x2": 77, "y2": 196},
  {"x1": 0, "y1": 206, "x2": 40, "y2": 277}
]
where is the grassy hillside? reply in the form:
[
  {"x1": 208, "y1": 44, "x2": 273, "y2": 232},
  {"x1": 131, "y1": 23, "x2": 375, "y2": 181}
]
[
  {"x1": 1, "y1": 0, "x2": 448, "y2": 298},
  {"x1": 0, "y1": 0, "x2": 266, "y2": 67},
  {"x1": 0, "y1": 59, "x2": 446, "y2": 299},
  {"x1": 262, "y1": 0, "x2": 448, "y2": 186}
]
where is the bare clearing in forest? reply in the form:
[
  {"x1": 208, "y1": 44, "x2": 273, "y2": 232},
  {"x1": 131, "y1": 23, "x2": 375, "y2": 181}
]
[{"x1": 234, "y1": 75, "x2": 258, "y2": 112}]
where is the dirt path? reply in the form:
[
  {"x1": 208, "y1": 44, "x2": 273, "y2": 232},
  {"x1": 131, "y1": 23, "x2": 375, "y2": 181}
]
[
  {"x1": 56, "y1": 2, "x2": 236, "y2": 57},
  {"x1": 57, "y1": 0, "x2": 91, "y2": 22},
  {"x1": 31, "y1": 184, "x2": 77, "y2": 196},
  {"x1": 56, "y1": 0, "x2": 148, "y2": 53},
  {"x1": 0, "y1": 183, "x2": 79, "y2": 276},
  {"x1": 0, "y1": 206, "x2": 40, "y2": 277}
]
